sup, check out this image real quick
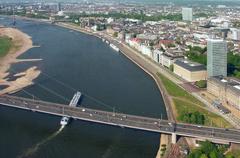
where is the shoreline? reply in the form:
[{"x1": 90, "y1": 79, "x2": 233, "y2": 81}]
[
  {"x1": 4, "y1": 16, "x2": 173, "y2": 157},
  {"x1": 55, "y1": 22, "x2": 175, "y2": 121},
  {"x1": 54, "y1": 22, "x2": 173, "y2": 158},
  {"x1": 6, "y1": 16, "x2": 174, "y2": 121},
  {"x1": 0, "y1": 27, "x2": 41, "y2": 95}
]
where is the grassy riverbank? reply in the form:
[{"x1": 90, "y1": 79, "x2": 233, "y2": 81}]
[
  {"x1": 0, "y1": 36, "x2": 13, "y2": 57},
  {"x1": 227, "y1": 149, "x2": 240, "y2": 158},
  {"x1": 0, "y1": 27, "x2": 40, "y2": 96},
  {"x1": 157, "y1": 72, "x2": 231, "y2": 128}
]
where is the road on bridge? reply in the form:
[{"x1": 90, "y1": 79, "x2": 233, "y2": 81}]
[{"x1": 0, "y1": 95, "x2": 240, "y2": 144}]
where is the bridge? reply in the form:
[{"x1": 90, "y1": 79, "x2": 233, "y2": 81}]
[{"x1": 0, "y1": 94, "x2": 240, "y2": 144}]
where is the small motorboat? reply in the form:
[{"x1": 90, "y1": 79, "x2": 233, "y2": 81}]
[{"x1": 60, "y1": 116, "x2": 69, "y2": 127}]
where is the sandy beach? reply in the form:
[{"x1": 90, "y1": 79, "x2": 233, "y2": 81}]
[{"x1": 0, "y1": 27, "x2": 41, "y2": 95}]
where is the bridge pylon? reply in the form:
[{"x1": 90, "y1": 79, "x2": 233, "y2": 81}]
[{"x1": 171, "y1": 133, "x2": 177, "y2": 144}]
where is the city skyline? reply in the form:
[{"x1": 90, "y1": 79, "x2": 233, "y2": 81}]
[
  {"x1": 1, "y1": 0, "x2": 240, "y2": 3},
  {"x1": 0, "y1": 1, "x2": 240, "y2": 158}
]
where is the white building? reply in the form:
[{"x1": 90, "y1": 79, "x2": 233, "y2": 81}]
[
  {"x1": 223, "y1": 22, "x2": 229, "y2": 28},
  {"x1": 182, "y1": 8, "x2": 193, "y2": 22},
  {"x1": 128, "y1": 39, "x2": 152, "y2": 57},
  {"x1": 128, "y1": 38, "x2": 141, "y2": 50},
  {"x1": 107, "y1": 17, "x2": 114, "y2": 24},
  {"x1": 57, "y1": 11, "x2": 64, "y2": 16},
  {"x1": 230, "y1": 28, "x2": 240, "y2": 41},
  {"x1": 91, "y1": 25, "x2": 98, "y2": 31},
  {"x1": 140, "y1": 45, "x2": 152, "y2": 57},
  {"x1": 125, "y1": 33, "x2": 133, "y2": 43},
  {"x1": 207, "y1": 39, "x2": 227, "y2": 77},
  {"x1": 160, "y1": 54, "x2": 177, "y2": 68},
  {"x1": 153, "y1": 49, "x2": 163, "y2": 63},
  {"x1": 193, "y1": 33, "x2": 209, "y2": 41},
  {"x1": 210, "y1": 18, "x2": 230, "y2": 28}
]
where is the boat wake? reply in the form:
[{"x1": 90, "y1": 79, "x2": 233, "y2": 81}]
[{"x1": 18, "y1": 126, "x2": 65, "y2": 158}]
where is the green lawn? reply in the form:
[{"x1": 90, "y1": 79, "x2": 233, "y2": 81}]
[
  {"x1": 226, "y1": 149, "x2": 240, "y2": 158},
  {"x1": 157, "y1": 72, "x2": 205, "y2": 106},
  {"x1": 0, "y1": 36, "x2": 12, "y2": 57},
  {"x1": 174, "y1": 98, "x2": 231, "y2": 128},
  {"x1": 157, "y1": 72, "x2": 231, "y2": 128}
]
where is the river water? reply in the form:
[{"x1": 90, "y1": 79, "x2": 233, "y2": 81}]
[{"x1": 0, "y1": 17, "x2": 167, "y2": 158}]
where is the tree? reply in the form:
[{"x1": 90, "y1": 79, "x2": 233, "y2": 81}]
[
  {"x1": 179, "y1": 111, "x2": 205, "y2": 125},
  {"x1": 209, "y1": 151, "x2": 218, "y2": 158},
  {"x1": 168, "y1": 43, "x2": 175, "y2": 48},
  {"x1": 176, "y1": 37, "x2": 181, "y2": 45},
  {"x1": 149, "y1": 41, "x2": 154, "y2": 47},
  {"x1": 188, "y1": 150, "x2": 203, "y2": 158},
  {"x1": 196, "y1": 112, "x2": 205, "y2": 124},
  {"x1": 190, "y1": 114, "x2": 197, "y2": 124},
  {"x1": 225, "y1": 154, "x2": 235, "y2": 158},
  {"x1": 200, "y1": 154, "x2": 208, "y2": 158},
  {"x1": 186, "y1": 51, "x2": 207, "y2": 65},
  {"x1": 195, "y1": 80, "x2": 207, "y2": 88},
  {"x1": 169, "y1": 64, "x2": 174, "y2": 72},
  {"x1": 228, "y1": 52, "x2": 240, "y2": 79},
  {"x1": 200, "y1": 141, "x2": 216, "y2": 154},
  {"x1": 188, "y1": 141, "x2": 228, "y2": 158},
  {"x1": 113, "y1": 32, "x2": 118, "y2": 37},
  {"x1": 234, "y1": 70, "x2": 240, "y2": 78}
]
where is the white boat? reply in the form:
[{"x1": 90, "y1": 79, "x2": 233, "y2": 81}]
[
  {"x1": 106, "y1": 40, "x2": 110, "y2": 44},
  {"x1": 69, "y1": 91, "x2": 82, "y2": 107},
  {"x1": 110, "y1": 43, "x2": 120, "y2": 52},
  {"x1": 60, "y1": 116, "x2": 69, "y2": 127}
]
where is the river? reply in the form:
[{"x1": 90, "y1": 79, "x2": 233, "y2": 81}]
[{"x1": 0, "y1": 17, "x2": 167, "y2": 158}]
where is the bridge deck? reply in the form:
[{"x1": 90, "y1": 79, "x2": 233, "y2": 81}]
[{"x1": 0, "y1": 95, "x2": 240, "y2": 144}]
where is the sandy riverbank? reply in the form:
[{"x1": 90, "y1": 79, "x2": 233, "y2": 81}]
[{"x1": 0, "y1": 27, "x2": 41, "y2": 95}]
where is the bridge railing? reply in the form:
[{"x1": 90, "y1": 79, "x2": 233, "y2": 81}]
[{"x1": 2, "y1": 95, "x2": 240, "y2": 144}]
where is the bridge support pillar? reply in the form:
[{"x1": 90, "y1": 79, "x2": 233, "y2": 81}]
[{"x1": 171, "y1": 133, "x2": 177, "y2": 144}]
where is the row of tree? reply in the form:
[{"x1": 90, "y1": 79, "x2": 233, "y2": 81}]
[
  {"x1": 227, "y1": 52, "x2": 240, "y2": 78},
  {"x1": 188, "y1": 141, "x2": 234, "y2": 158},
  {"x1": 178, "y1": 111, "x2": 205, "y2": 125},
  {"x1": 186, "y1": 46, "x2": 207, "y2": 65}
]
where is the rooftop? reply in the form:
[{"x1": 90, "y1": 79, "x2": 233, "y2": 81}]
[
  {"x1": 207, "y1": 38, "x2": 225, "y2": 42},
  {"x1": 174, "y1": 59, "x2": 206, "y2": 72},
  {"x1": 210, "y1": 76, "x2": 240, "y2": 95}
]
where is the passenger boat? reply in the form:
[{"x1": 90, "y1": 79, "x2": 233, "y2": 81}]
[{"x1": 60, "y1": 116, "x2": 69, "y2": 127}]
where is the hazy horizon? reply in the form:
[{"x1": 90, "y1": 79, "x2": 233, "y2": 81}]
[{"x1": 1, "y1": 0, "x2": 240, "y2": 3}]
